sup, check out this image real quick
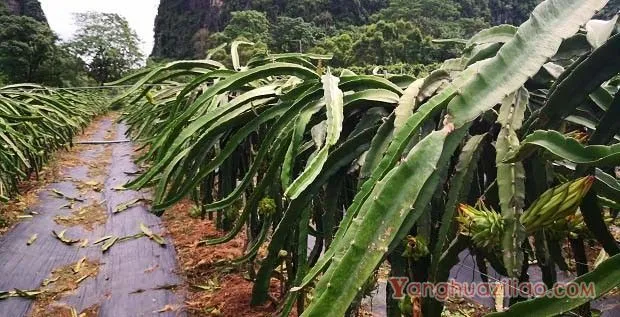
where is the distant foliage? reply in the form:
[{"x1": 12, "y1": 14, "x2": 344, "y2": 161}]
[
  {"x1": 0, "y1": 0, "x2": 92, "y2": 86},
  {"x1": 374, "y1": 0, "x2": 488, "y2": 38},
  {"x1": 151, "y1": 0, "x2": 544, "y2": 70},
  {"x1": 344, "y1": 62, "x2": 438, "y2": 76},
  {"x1": 67, "y1": 12, "x2": 144, "y2": 84},
  {"x1": 217, "y1": 10, "x2": 271, "y2": 44},
  {"x1": 222, "y1": 0, "x2": 387, "y2": 26},
  {"x1": 150, "y1": 0, "x2": 387, "y2": 60},
  {"x1": 270, "y1": 16, "x2": 325, "y2": 53},
  {"x1": 0, "y1": 7, "x2": 87, "y2": 86},
  {"x1": 0, "y1": 14, "x2": 54, "y2": 83},
  {"x1": 311, "y1": 20, "x2": 442, "y2": 67}
]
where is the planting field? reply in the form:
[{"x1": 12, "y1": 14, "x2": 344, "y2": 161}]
[
  {"x1": 1, "y1": 0, "x2": 620, "y2": 316},
  {"x1": 0, "y1": 116, "x2": 183, "y2": 316}
]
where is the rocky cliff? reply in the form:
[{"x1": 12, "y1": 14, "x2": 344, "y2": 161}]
[
  {"x1": 151, "y1": 0, "x2": 224, "y2": 59},
  {"x1": 0, "y1": 0, "x2": 47, "y2": 23}
]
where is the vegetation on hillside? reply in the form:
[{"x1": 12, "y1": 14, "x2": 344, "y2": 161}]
[{"x1": 150, "y1": 0, "x2": 541, "y2": 72}]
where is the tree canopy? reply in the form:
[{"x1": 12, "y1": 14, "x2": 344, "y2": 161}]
[
  {"x1": 270, "y1": 16, "x2": 325, "y2": 53},
  {"x1": 67, "y1": 12, "x2": 143, "y2": 84},
  {"x1": 0, "y1": 14, "x2": 54, "y2": 83},
  {"x1": 0, "y1": 5, "x2": 86, "y2": 86}
]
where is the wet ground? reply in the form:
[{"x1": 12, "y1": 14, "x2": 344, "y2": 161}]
[{"x1": 0, "y1": 118, "x2": 184, "y2": 316}]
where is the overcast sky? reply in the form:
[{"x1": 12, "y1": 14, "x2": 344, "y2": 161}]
[{"x1": 39, "y1": 0, "x2": 160, "y2": 57}]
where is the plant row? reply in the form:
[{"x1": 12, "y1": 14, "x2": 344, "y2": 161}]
[
  {"x1": 115, "y1": 1, "x2": 620, "y2": 315},
  {"x1": 0, "y1": 85, "x2": 105, "y2": 202}
]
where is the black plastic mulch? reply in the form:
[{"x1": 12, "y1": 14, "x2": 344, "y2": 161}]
[{"x1": 0, "y1": 118, "x2": 185, "y2": 317}]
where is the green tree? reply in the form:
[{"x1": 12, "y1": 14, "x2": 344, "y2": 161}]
[
  {"x1": 270, "y1": 16, "x2": 324, "y2": 52},
  {"x1": 0, "y1": 13, "x2": 55, "y2": 83},
  {"x1": 41, "y1": 44, "x2": 95, "y2": 87},
  {"x1": 67, "y1": 12, "x2": 143, "y2": 84},
  {"x1": 0, "y1": 1, "x2": 89, "y2": 86},
  {"x1": 373, "y1": 0, "x2": 489, "y2": 38},
  {"x1": 310, "y1": 31, "x2": 357, "y2": 67},
  {"x1": 220, "y1": 10, "x2": 270, "y2": 44},
  {"x1": 205, "y1": 10, "x2": 271, "y2": 64},
  {"x1": 350, "y1": 20, "x2": 438, "y2": 65},
  {"x1": 200, "y1": 11, "x2": 270, "y2": 66},
  {"x1": 311, "y1": 20, "x2": 443, "y2": 68}
]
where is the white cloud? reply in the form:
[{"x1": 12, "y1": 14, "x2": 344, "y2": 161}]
[{"x1": 39, "y1": 0, "x2": 160, "y2": 57}]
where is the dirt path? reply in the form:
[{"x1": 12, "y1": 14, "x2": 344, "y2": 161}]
[{"x1": 0, "y1": 116, "x2": 184, "y2": 316}]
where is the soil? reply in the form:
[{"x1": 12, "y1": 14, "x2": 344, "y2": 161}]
[{"x1": 162, "y1": 200, "x2": 283, "y2": 316}]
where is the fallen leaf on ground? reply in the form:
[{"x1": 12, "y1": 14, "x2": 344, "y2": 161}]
[
  {"x1": 75, "y1": 273, "x2": 91, "y2": 284},
  {"x1": 42, "y1": 276, "x2": 59, "y2": 286},
  {"x1": 52, "y1": 230, "x2": 80, "y2": 245},
  {"x1": 93, "y1": 235, "x2": 113, "y2": 245},
  {"x1": 140, "y1": 223, "x2": 166, "y2": 246},
  {"x1": 154, "y1": 304, "x2": 176, "y2": 313},
  {"x1": 73, "y1": 257, "x2": 86, "y2": 273},
  {"x1": 27, "y1": 234, "x2": 38, "y2": 245},
  {"x1": 50, "y1": 189, "x2": 84, "y2": 202},
  {"x1": 144, "y1": 264, "x2": 159, "y2": 273},
  {"x1": 114, "y1": 198, "x2": 149, "y2": 213},
  {"x1": 101, "y1": 236, "x2": 119, "y2": 253}
]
